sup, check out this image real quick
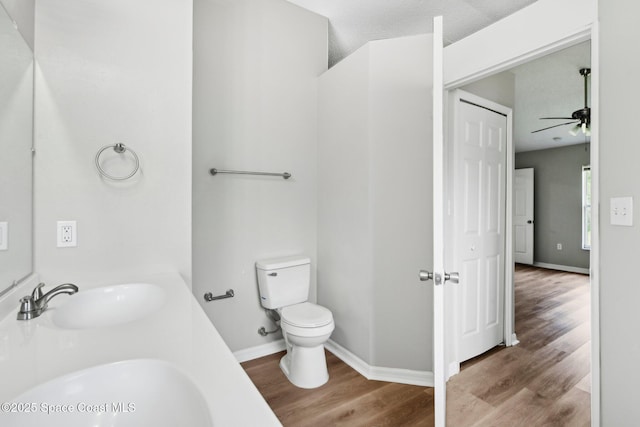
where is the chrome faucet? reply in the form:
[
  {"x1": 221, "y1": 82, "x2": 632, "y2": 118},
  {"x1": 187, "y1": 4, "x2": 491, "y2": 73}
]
[{"x1": 17, "y1": 282, "x2": 79, "y2": 320}]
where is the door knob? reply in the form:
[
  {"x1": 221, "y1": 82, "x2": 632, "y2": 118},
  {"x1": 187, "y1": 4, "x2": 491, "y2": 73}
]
[
  {"x1": 527, "y1": 220, "x2": 533, "y2": 224},
  {"x1": 445, "y1": 272, "x2": 459, "y2": 284},
  {"x1": 419, "y1": 270, "x2": 433, "y2": 281}
]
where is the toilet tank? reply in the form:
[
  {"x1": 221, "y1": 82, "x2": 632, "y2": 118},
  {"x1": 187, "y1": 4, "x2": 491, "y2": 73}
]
[{"x1": 256, "y1": 256, "x2": 311, "y2": 309}]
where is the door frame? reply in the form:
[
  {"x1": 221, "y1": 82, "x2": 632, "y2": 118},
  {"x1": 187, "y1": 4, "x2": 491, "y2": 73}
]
[
  {"x1": 447, "y1": 89, "x2": 515, "y2": 377},
  {"x1": 442, "y1": 16, "x2": 600, "y2": 427}
]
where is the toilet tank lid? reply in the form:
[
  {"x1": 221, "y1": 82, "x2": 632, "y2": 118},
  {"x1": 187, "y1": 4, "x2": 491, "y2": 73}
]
[{"x1": 256, "y1": 255, "x2": 311, "y2": 270}]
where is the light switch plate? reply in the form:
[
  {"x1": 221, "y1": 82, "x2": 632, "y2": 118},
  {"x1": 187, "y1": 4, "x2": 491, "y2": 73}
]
[
  {"x1": 610, "y1": 197, "x2": 633, "y2": 226},
  {"x1": 0, "y1": 222, "x2": 7, "y2": 250}
]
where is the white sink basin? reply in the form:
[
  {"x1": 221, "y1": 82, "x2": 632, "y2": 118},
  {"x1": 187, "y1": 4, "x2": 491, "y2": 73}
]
[
  {"x1": 51, "y1": 283, "x2": 165, "y2": 329},
  {"x1": 1, "y1": 359, "x2": 213, "y2": 427}
]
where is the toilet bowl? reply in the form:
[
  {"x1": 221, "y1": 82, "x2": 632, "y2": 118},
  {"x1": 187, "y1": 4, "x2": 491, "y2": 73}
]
[
  {"x1": 255, "y1": 256, "x2": 335, "y2": 389},
  {"x1": 278, "y1": 302, "x2": 335, "y2": 388}
]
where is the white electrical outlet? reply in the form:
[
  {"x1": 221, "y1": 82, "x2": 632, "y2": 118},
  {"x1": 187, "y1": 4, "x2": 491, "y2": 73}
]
[
  {"x1": 57, "y1": 221, "x2": 77, "y2": 247},
  {"x1": 0, "y1": 222, "x2": 7, "y2": 250},
  {"x1": 557, "y1": 243, "x2": 563, "y2": 251}
]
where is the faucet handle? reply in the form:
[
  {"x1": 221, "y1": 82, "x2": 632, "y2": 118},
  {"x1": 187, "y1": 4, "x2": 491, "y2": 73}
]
[
  {"x1": 31, "y1": 283, "x2": 45, "y2": 300},
  {"x1": 17, "y1": 296, "x2": 36, "y2": 320},
  {"x1": 19, "y1": 296, "x2": 35, "y2": 311}
]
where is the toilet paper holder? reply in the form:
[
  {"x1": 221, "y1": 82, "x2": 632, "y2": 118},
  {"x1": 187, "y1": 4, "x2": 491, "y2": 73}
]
[{"x1": 204, "y1": 289, "x2": 234, "y2": 302}]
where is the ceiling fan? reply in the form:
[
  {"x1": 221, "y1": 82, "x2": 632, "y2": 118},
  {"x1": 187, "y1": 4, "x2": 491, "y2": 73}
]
[{"x1": 532, "y1": 67, "x2": 591, "y2": 136}]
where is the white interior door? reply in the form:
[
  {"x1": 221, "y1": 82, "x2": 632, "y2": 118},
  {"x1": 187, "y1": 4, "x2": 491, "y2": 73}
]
[
  {"x1": 431, "y1": 16, "x2": 446, "y2": 427},
  {"x1": 420, "y1": 16, "x2": 453, "y2": 427},
  {"x1": 454, "y1": 94, "x2": 507, "y2": 363},
  {"x1": 514, "y1": 168, "x2": 534, "y2": 265}
]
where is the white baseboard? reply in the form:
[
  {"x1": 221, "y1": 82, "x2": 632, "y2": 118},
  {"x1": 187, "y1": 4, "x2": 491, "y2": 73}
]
[
  {"x1": 324, "y1": 339, "x2": 371, "y2": 378},
  {"x1": 447, "y1": 361, "x2": 460, "y2": 379},
  {"x1": 533, "y1": 262, "x2": 590, "y2": 275},
  {"x1": 233, "y1": 339, "x2": 286, "y2": 363},
  {"x1": 234, "y1": 338, "x2": 434, "y2": 387},
  {"x1": 325, "y1": 339, "x2": 433, "y2": 387},
  {"x1": 510, "y1": 333, "x2": 520, "y2": 346}
]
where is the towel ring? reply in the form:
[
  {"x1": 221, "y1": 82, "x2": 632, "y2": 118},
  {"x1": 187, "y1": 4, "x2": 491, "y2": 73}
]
[{"x1": 95, "y1": 143, "x2": 140, "y2": 180}]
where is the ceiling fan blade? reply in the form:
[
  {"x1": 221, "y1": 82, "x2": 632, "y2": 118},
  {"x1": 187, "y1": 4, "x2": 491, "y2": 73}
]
[
  {"x1": 540, "y1": 117, "x2": 574, "y2": 120},
  {"x1": 531, "y1": 121, "x2": 579, "y2": 134}
]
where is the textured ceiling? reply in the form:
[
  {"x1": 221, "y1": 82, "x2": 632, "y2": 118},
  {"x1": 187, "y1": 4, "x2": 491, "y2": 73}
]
[
  {"x1": 286, "y1": 0, "x2": 538, "y2": 67},
  {"x1": 511, "y1": 41, "x2": 591, "y2": 152},
  {"x1": 285, "y1": 0, "x2": 590, "y2": 153}
]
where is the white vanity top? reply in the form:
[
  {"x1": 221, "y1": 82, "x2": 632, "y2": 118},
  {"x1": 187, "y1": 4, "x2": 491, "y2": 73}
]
[{"x1": 0, "y1": 272, "x2": 282, "y2": 426}]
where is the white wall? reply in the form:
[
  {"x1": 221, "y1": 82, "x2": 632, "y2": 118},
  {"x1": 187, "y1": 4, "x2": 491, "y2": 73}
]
[
  {"x1": 1, "y1": 0, "x2": 35, "y2": 50},
  {"x1": 460, "y1": 71, "x2": 515, "y2": 109},
  {"x1": 192, "y1": 0, "x2": 327, "y2": 352},
  {"x1": 33, "y1": 0, "x2": 192, "y2": 286},
  {"x1": 317, "y1": 44, "x2": 373, "y2": 363},
  {"x1": 369, "y1": 37, "x2": 433, "y2": 370},
  {"x1": 599, "y1": 0, "x2": 640, "y2": 423},
  {"x1": 318, "y1": 35, "x2": 433, "y2": 371}
]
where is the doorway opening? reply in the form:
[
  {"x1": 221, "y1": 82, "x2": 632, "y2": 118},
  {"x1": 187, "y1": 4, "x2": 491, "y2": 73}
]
[{"x1": 445, "y1": 40, "x2": 593, "y2": 423}]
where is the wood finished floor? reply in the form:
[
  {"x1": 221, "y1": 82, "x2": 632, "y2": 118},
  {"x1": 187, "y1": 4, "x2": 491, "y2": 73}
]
[{"x1": 242, "y1": 265, "x2": 591, "y2": 426}]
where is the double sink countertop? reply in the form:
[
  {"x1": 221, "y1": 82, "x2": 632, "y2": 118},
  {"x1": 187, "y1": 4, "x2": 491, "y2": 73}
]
[{"x1": 0, "y1": 272, "x2": 281, "y2": 426}]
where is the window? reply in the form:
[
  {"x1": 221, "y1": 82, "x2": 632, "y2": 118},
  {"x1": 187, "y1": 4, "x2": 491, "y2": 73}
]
[{"x1": 582, "y1": 166, "x2": 591, "y2": 250}]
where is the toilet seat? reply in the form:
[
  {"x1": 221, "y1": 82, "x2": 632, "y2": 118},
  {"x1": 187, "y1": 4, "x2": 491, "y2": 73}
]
[{"x1": 280, "y1": 302, "x2": 333, "y2": 328}]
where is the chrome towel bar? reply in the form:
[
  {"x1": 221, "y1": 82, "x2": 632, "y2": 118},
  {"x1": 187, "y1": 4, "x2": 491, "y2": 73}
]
[
  {"x1": 210, "y1": 168, "x2": 291, "y2": 180},
  {"x1": 204, "y1": 289, "x2": 234, "y2": 302}
]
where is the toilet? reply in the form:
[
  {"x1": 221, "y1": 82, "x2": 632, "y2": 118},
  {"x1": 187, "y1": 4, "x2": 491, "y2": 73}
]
[{"x1": 256, "y1": 256, "x2": 335, "y2": 389}]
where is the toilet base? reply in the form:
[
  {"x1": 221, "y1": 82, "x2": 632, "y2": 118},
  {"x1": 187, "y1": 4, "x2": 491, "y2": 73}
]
[{"x1": 280, "y1": 344, "x2": 329, "y2": 389}]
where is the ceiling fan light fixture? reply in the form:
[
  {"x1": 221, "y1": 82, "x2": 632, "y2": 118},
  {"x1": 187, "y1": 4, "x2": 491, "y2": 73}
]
[
  {"x1": 569, "y1": 124, "x2": 581, "y2": 136},
  {"x1": 533, "y1": 68, "x2": 591, "y2": 136}
]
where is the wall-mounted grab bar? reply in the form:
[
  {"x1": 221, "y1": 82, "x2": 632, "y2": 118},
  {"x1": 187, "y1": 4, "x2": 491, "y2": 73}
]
[
  {"x1": 204, "y1": 289, "x2": 234, "y2": 302},
  {"x1": 210, "y1": 168, "x2": 291, "y2": 180}
]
